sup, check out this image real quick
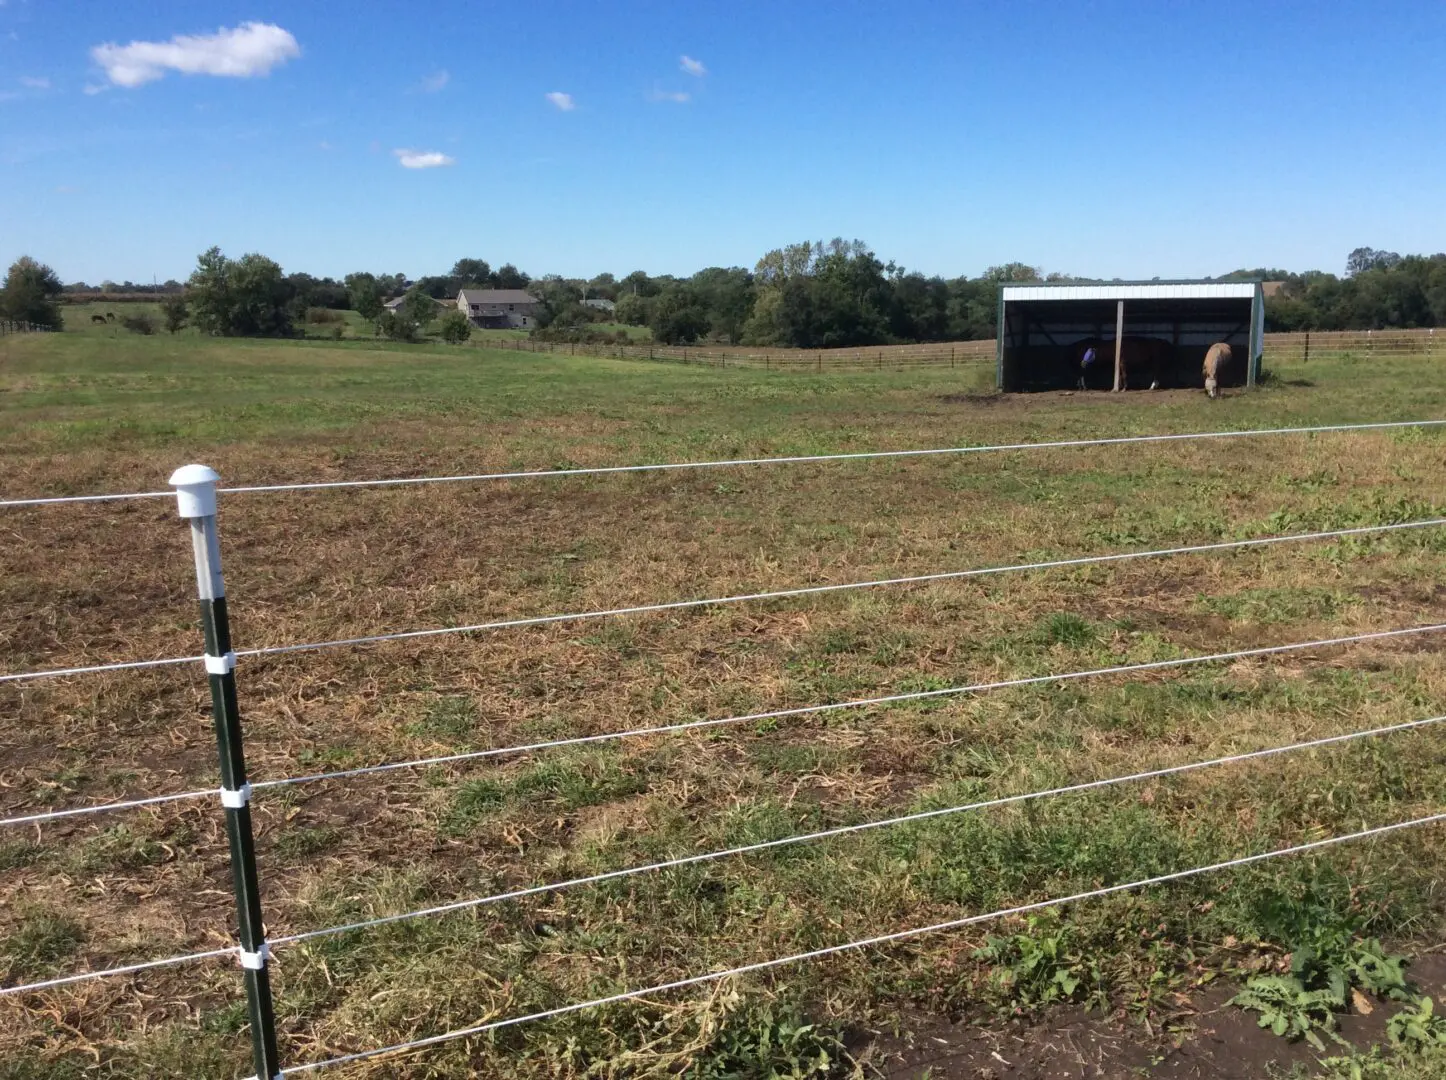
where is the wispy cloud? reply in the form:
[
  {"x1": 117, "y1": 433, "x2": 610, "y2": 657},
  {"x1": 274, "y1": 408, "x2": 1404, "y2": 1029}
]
[
  {"x1": 680, "y1": 55, "x2": 706, "y2": 77},
  {"x1": 83, "y1": 83, "x2": 110, "y2": 96},
  {"x1": 418, "y1": 69, "x2": 449, "y2": 93},
  {"x1": 394, "y1": 148, "x2": 454, "y2": 169},
  {"x1": 545, "y1": 91, "x2": 575, "y2": 111},
  {"x1": 91, "y1": 21, "x2": 300, "y2": 88},
  {"x1": 19, "y1": 76, "x2": 50, "y2": 89},
  {"x1": 648, "y1": 88, "x2": 691, "y2": 104},
  {"x1": 318, "y1": 139, "x2": 334, "y2": 151}
]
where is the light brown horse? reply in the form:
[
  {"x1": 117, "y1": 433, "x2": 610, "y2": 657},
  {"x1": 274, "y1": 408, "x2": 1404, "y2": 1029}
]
[{"x1": 1203, "y1": 342, "x2": 1231, "y2": 398}]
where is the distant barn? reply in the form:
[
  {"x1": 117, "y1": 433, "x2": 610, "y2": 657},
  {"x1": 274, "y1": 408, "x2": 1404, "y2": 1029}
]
[{"x1": 996, "y1": 281, "x2": 1265, "y2": 392}]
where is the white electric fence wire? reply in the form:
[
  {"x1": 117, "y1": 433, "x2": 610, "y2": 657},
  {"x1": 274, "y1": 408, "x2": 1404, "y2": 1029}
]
[
  {"x1": 2, "y1": 419, "x2": 1440, "y2": 508},
  {"x1": 0, "y1": 946, "x2": 239, "y2": 997},
  {"x1": 5, "y1": 516, "x2": 1436, "y2": 686},
  {"x1": 0, "y1": 654, "x2": 202, "y2": 685},
  {"x1": 0, "y1": 787, "x2": 219, "y2": 828},
  {"x1": 232, "y1": 518, "x2": 1446, "y2": 664},
  {"x1": 270, "y1": 712, "x2": 1446, "y2": 948},
  {"x1": 254, "y1": 621, "x2": 1446, "y2": 795},
  {"x1": 7, "y1": 620, "x2": 1445, "y2": 829},
  {"x1": 279, "y1": 811, "x2": 1446, "y2": 1075}
]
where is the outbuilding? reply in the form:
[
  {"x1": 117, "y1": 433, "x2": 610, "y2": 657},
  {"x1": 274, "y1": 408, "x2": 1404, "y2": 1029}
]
[{"x1": 996, "y1": 281, "x2": 1264, "y2": 393}]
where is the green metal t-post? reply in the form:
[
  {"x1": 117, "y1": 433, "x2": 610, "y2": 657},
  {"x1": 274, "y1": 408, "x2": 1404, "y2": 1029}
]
[{"x1": 171, "y1": 465, "x2": 283, "y2": 1080}]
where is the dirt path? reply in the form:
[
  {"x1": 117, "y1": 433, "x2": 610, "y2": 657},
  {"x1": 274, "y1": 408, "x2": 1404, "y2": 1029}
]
[{"x1": 871, "y1": 955, "x2": 1446, "y2": 1078}]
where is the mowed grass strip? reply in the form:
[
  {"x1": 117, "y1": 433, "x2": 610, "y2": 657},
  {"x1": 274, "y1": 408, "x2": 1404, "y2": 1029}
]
[{"x1": 1, "y1": 330, "x2": 1445, "y2": 1077}]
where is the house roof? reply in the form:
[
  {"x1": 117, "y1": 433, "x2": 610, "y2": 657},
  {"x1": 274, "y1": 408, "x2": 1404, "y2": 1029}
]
[{"x1": 458, "y1": 289, "x2": 538, "y2": 305}]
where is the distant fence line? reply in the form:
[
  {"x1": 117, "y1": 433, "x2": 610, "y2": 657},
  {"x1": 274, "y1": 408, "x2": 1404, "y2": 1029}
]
[
  {"x1": 474, "y1": 336, "x2": 998, "y2": 370},
  {"x1": 477, "y1": 327, "x2": 1443, "y2": 372},
  {"x1": 0, "y1": 320, "x2": 57, "y2": 336}
]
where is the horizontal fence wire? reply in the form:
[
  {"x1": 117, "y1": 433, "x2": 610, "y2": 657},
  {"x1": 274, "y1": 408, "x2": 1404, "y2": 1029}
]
[
  {"x1": 8, "y1": 515, "x2": 1438, "y2": 687},
  {"x1": 1, "y1": 419, "x2": 1441, "y2": 509},
  {"x1": 248, "y1": 615, "x2": 1446, "y2": 792},
  {"x1": 0, "y1": 946, "x2": 238, "y2": 998},
  {"x1": 230, "y1": 517, "x2": 1446, "y2": 663},
  {"x1": 7, "y1": 620, "x2": 1442, "y2": 831},
  {"x1": 469, "y1": 328, "x2": 1444, "y2": 372},
  {"x1": 0, "y1": 654, "x2": 201, "y2": 685},
  {"x1": 0, "y1": 787, "x2": 219, "y2": 829},
  {"x1": 8, "y1": 618, "x2": 1443, "y2": 831},
  {"x1": 248, "y1": 620, "x2": 1446, "y2": 797},
  {"x1": 270, "y1": 712, "x2": 1446, "y2": 948},
  {"x1": 280, "y1": 811, "x2": 1446, "y2": 1075}
]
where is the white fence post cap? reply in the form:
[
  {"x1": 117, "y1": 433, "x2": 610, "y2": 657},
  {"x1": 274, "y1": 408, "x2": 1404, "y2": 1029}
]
[{"x1": 170, "y1": 464, "x2": 221, "y2": 518}]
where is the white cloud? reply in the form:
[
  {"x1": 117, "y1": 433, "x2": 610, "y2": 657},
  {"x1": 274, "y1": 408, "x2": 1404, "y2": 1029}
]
[
  {"x1": 90, "y1": 22, "x2": 300, "y2": 88},
  {"x1": 648, "y1": 88, "x2": 691, "y2": 104},
  {"x1": 83, "y1": 83, "x2": 110, "y2": 96},
  {"x1": 680, "y1": 55, "x2": 706, "y2": 77},
  {"x1": 394, "y1": 148, "x2": 454, "y2": 169},
  {"x1": 318, "y1": 139, "x2": 333, "y2": 151},
  {"x1": 418, "y1": 69, "x2": 449, "y2": 93},
  {"x1": 19, "y1": 76, "x2": 50, "y2": 89},
  {"x1": 545, "y1": 91, "x2": 575, "y2": 111}
]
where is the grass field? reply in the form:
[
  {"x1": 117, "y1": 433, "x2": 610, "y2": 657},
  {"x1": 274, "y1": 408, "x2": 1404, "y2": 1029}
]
[
  {"x1": 2, "y1": 329, "x2": 1446, "y2": 1078},
  {"x1": 55, "y1": 301, "x2": 652, "y2": 349}
]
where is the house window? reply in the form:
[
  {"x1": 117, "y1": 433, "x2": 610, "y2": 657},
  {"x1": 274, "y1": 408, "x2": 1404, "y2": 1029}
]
[
  {"x1": 471, "y1": 304, "x2": 479, "y2": 312},
  {"x1": 508, "y1": 304, "x2": 514, "y2": 311}
]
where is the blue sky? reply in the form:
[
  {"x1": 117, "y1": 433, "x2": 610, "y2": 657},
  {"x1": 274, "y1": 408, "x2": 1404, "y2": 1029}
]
[{"x1": 3, "y1": 1, "x2": 1443, "y2": 284}]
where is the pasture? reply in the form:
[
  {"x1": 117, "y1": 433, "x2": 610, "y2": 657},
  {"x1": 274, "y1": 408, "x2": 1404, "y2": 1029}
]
[
  {"x1": 2, "y1": 330, "x2": 1446, "y2": 1078},
  {"x1": 53, "y1": 301, "x2": 651, "y2": 348}
]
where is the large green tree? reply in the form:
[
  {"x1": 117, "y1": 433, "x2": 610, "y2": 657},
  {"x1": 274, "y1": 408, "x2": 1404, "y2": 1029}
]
[
  {"x1": 399, "y1": 286, "x2": 439, "y2": 331},
  {"x1": 1, "y1": 256, "x2": 64, "y2": 329},
  {"x1": 451, "y1": 258, "x2": 492, "y2": 287},
  {"x1": 691, "y1": 267, "x2": 756, "y2": 344},
  {"x1": 493, "y1": 263, "x2": 530, "y2": 290},
  {"x1": 649, "y1": 284, "x2": 710, "y2": 344},
  {"x1": 187, "y1": 247, "x2": 294, "y2": 337},
  {"x1": 346, "y1": 273, "x2": 385, "y2": 325}
]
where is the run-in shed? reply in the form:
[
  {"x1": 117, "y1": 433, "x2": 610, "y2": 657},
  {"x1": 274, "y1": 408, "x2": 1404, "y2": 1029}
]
[{"x1": 996, "y1": 281, "x2": 1265, "y2": 392}]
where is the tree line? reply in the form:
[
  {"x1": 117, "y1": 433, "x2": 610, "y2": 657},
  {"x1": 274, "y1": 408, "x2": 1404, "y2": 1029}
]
[{"x1": 7, "y1": 244, "x2": 1444, "y2": 344}]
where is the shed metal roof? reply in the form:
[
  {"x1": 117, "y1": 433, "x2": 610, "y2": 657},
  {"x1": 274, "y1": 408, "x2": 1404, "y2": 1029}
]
[{"x1": 1001, "y1": 282, "x2": 1258, "y2": 302}]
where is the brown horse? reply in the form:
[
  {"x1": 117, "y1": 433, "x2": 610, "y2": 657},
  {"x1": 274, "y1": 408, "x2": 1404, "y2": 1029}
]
[
  {"x1": 90, "y1": 314, "x2": 107, "y2": 324},
  {"x1": 1203, "y1": 342, "x2": 1231, "y2": 398},
  {"x1": 1073, "y1": 337, "x2": 1174, "y2": 391}
]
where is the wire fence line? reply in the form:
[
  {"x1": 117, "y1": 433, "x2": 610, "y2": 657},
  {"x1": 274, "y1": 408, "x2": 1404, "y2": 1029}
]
[
  {"x1": 464, "y1": 327, "x2": 1444, "y2": 373},
  {"x1": 280, "y1": 811, "x2": 1446, "y2": 1076},
  {"x1": 6, "y1": 616, "x2": 1442, "y2": 833},
  {"x1": 6, "y1": 618, "x2": 1443, "y2": 834},
  {"x1": 4, "y1": 427, "x2": 1445, "y2": 1076},
  {"x1": 8, "y1": 711, "x2": 1441, "y2": 1001},
  {"x1": 268, "y1": 712, "x2": 1446, "y2": 949},
  {"x1": 6, "y1": 513, "x2": 1444, "y2": 687},
  {"x1": 2, "y1": 418, "x2": 1442, "y2": 509},
  {"x1": 0, "y1": 946, "x2": 239, "y2": 998}
]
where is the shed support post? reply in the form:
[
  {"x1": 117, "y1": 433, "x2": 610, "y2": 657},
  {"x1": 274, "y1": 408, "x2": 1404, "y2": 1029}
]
[{"x1": 1112, "y1": 301, "x2": 1125, "y2": 392}]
